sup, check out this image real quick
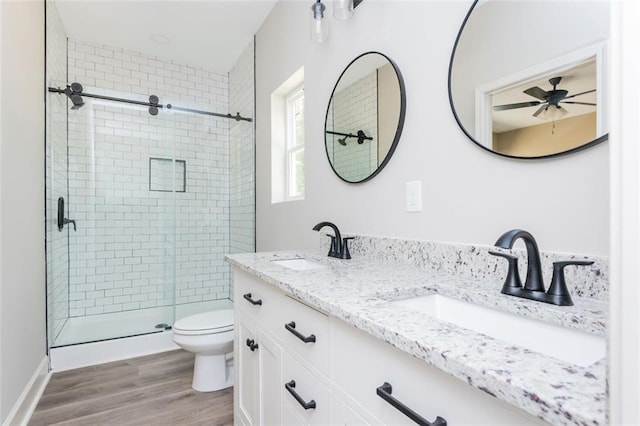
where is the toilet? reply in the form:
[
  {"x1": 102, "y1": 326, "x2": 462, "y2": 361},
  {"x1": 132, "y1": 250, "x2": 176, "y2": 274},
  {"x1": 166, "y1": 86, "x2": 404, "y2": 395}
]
[{"x1": 172, "y1": 309, "x2": 234, "y2": 392}]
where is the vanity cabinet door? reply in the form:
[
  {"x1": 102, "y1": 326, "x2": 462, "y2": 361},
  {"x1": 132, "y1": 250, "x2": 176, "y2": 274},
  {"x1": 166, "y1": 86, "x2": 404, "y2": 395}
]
[
  {"x1": 259, "y1": 329, "x2": 283, "y2": 425},
  {"x1": 236, "y1": 311, "x2": 284, "y2": 426},
  {"x1": 331, "y1": 319, "x2": 545, "y2": 426},
  {"x1": 236, "y1": 313, "x2": 260, "y2": 426}
]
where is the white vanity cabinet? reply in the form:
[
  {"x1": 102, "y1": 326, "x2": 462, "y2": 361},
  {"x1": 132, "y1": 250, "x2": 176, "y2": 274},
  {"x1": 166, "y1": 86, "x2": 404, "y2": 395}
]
[
  {"x1": 234, "y1": 269, "x2": 335, "y2": 425},
  {"x1": 233, "y1": 268, "x2": 545, "y2": 426},
  {"x1": 331, "y1": 320, "x2": 545, "y2": 426}
]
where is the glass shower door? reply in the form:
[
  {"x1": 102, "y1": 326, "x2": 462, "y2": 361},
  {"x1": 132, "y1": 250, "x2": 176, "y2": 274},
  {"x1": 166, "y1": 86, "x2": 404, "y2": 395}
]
[
  {"x1": 47, "y1": 90, "x2": 178, "y2": 347},
  {"x1": 46, "y1": 79, "x2": 71, "y2": 348}
]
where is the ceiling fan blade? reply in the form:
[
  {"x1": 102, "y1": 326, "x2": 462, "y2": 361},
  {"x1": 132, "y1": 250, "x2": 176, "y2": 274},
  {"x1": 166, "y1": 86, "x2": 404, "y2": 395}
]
[
  {"x1": 532, "y1": 105, "x2": 547, "y2": 117},
  {"x1": 523, "y1": 86, "x2": 549, "y2": 100},
  {"x1": 561, "y1": 101, "x2": 597, "y2": 106},
  {"x1": 493, "y1": 101, "x2": 541, "y2": 111},
  {"x1": 563, "y1": 89, "x2": 596, "y2": 100}
]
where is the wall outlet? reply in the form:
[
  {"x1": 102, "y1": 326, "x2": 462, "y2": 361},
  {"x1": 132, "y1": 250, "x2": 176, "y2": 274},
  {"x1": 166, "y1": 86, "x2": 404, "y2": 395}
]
[{"x1": 406, "y1": 181, "x2": 422, "y2": 212}]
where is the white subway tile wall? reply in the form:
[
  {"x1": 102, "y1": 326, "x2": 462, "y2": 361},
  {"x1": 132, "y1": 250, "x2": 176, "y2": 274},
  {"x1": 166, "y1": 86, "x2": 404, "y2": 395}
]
[
  {"x1": 330, "y1": 71, "x2": 378, "y2": 182},
  {"x1": 45, "y1": 0, "x2": 70, "y2": 341},
  {"x1": 65, "y1": 39, "x2": 234, "y2": 316}
]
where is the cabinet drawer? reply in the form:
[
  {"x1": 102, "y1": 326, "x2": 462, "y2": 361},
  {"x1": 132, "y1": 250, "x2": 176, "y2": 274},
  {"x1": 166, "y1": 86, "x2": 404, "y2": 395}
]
[
  {"x1": 233, "y1": 269, "x2": 285, "y2": 331},
  {"x1": 278, "y1": 295, "x2": 330, "y2": 375},
  {"x1": 331, "y1": 320, "x2": 545, "y2": 426},
  {"x1": 282, "y1": 352, "x2": 330, "y2": 425}
]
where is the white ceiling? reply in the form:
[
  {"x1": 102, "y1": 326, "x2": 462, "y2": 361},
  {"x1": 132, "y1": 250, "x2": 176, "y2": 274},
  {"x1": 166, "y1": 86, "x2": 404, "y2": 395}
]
[{"x1": 54, "y1": 0, "x2": 278, "y2": 73}]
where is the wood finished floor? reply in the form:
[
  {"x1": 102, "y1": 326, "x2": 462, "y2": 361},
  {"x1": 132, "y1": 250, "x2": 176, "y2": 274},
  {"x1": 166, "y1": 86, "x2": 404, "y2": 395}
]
[{"x1": 29, "y1": 350, "x2": 233, "y2": 426}]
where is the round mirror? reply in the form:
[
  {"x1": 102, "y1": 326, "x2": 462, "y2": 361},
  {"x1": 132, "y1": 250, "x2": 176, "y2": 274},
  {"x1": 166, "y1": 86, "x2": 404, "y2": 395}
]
[
  {"x1": 325, "y1": 52, "x2": 406, "y2": 183},
  {"x1": 449, "y1": 0, "x2": 609, "y2": 159}
]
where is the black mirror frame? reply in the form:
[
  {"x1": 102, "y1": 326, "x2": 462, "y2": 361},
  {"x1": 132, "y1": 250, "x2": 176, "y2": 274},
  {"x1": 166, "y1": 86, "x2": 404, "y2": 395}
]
[
  {"x1": 447, "y1": 0, "x2": 608, "y2": 160},
  {"x1": 324, "y1": 51, "x2": 406, "y2": 183}
]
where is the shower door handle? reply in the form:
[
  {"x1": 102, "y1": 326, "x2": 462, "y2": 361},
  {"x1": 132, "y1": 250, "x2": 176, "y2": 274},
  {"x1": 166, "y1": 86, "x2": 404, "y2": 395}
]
[
  {"x1": 63, "y1": 218, "x2": 77, "y2": 231},
  {"x1": 57, "y1": 197, "x2": 77, "y2": 231}
]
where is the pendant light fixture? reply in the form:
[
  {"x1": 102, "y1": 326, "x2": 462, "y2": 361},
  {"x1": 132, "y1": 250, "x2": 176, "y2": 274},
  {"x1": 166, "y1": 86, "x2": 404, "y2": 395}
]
[
  {"x1": 310, "y1": 0, "x2": 328, "y2": 43},
  {"x1": 311, "y1": 0, "x2": 366, "y2": 43},
  {"x1": 333, "y1": 0, "x2": 364, "y2": 20}
]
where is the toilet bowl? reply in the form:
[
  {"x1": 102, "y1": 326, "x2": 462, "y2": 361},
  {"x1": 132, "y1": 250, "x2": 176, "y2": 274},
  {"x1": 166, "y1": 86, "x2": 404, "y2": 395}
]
[{"x1": 172, "y1": 309, "x2": 234, "y2": 392}]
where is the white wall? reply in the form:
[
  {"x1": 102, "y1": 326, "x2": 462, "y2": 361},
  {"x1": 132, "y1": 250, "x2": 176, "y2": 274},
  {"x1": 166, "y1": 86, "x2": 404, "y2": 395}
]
[
  {"x1": 0, "y1": 0, "x2": 4, "y2": 415},
  {"x1": 609, "y1": 0, "x2": 640, "y2": 422},
  {"x1": 0, "y1": 0, "x2": 46, "y2": 422},
  {"x1": 255, "y1": 0, "x2": 609, "y2": 256}
]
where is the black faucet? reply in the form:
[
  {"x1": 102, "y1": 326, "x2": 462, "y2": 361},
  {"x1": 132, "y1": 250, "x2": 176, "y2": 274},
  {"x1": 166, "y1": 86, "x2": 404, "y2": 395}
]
[
  {"x1": 312, "y1": 221, "x2": 353, "y2": 259},
  {"x1": 493, "y1": 229, "x2": 545, "y2": 292},
  {"x1": 490, "y1": 229, "x2": 593, "y2": 306}
]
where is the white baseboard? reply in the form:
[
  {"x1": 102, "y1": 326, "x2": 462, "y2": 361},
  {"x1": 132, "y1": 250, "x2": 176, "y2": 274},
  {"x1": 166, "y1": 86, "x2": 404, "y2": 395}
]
[
  {"x1": 49, "y1": 331, "x2": 179, "y2": 372},
  {"x1": 2, "y1": 356, "x2": 50, "y2": 426}
]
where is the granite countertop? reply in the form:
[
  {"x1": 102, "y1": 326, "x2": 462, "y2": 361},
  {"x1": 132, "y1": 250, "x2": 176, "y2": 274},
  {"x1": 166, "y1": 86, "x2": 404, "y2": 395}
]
[{"x1": 225, "y1": 250, "x2": 608, "y2": 426}]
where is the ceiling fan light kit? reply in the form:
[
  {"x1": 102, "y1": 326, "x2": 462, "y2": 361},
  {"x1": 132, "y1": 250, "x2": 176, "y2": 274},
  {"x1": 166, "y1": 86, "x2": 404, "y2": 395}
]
[{"x1": 536, "y1": 104, "x2": 568, "y2": 121}]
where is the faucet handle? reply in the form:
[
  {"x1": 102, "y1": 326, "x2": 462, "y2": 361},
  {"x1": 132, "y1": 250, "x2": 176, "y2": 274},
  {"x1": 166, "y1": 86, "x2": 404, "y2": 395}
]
[
  {"x1": 341, "y1": 237, "x2": 355, "y2": 260},
  {"x1": 546, "y1": 260, "x2": 594, "y2": 306},
  {"x1": 324, "y1": 234, "x2": 338, "y2": 257},
  {"x1": 489, "y1": 251, "x2": 523, "y2": 292}
]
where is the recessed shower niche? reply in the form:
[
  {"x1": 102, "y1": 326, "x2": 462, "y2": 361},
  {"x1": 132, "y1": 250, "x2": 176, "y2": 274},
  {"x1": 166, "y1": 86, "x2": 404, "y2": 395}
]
[
  {"x1": 149, "y1": 158, "x2": 186, "y2": 192},
  {"x1": 45, "y1": 2, "x2": 255, "y2": 350}
]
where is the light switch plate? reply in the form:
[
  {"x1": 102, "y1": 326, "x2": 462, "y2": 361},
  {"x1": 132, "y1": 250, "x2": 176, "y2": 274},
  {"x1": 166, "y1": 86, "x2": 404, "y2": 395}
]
[{"x1": 406, "y1": 180, "x2": 422, "y2": 212}]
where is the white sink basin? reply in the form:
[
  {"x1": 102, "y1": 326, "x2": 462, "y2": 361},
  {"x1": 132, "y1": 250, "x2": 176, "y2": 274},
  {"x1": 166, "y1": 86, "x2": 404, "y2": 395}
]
[
  {"x1": 391, "y1": 294, "x2": 605, "y2": 367},
  {"x1": 271, "y1": 258, "x2": 326, "y2": 271}
]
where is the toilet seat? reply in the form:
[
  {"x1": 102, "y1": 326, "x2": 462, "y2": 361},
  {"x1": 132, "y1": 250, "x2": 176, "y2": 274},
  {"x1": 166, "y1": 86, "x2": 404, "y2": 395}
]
[{"x1": 173, "y1": 309, "x2": 234, "y2": 336}]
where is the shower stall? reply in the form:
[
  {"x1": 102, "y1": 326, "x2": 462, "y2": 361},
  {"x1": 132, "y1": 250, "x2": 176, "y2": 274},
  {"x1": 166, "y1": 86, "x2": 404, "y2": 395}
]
[{"x1": 45, "y1": 3, "x2": 255, "y2": 359}]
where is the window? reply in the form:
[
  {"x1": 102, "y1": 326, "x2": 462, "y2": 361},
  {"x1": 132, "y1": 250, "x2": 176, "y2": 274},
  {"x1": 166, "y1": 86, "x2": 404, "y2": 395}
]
[
  {"x1": 271, "y1": 67, "x2": 304, "y2": 203},
  {"x1": 285, "y1": 86, "x2": 305, "y2": 200}
]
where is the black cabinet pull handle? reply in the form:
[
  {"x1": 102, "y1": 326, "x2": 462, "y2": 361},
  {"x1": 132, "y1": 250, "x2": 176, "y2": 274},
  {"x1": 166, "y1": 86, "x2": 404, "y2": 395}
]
[
  {"x1": 243, "y1": 293, "x2": 262, "y2": 306},
  {"x1": 245, "y1": 338, "x2": 259, "y2": 351},
  {"x1": 376, "y1": 382, "x2": 446, "y2": 426},
  {"x1": 285, "y1": 321, "x2": 316, "y2": 343},
  {"x1": 285, "y1": 380, "x2": 316, "y2": 410}
]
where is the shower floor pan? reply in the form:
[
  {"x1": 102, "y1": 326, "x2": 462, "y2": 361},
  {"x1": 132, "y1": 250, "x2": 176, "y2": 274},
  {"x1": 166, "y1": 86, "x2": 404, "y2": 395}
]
[{"x1": 50, "y1": 299, "x2": 233, "y2": 371}]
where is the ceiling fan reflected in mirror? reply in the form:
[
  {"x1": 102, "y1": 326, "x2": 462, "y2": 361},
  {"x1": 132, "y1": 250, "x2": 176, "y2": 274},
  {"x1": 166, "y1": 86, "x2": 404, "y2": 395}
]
[{"x1": 493, "y1": 76, "x2": 596, "y2": 121}]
